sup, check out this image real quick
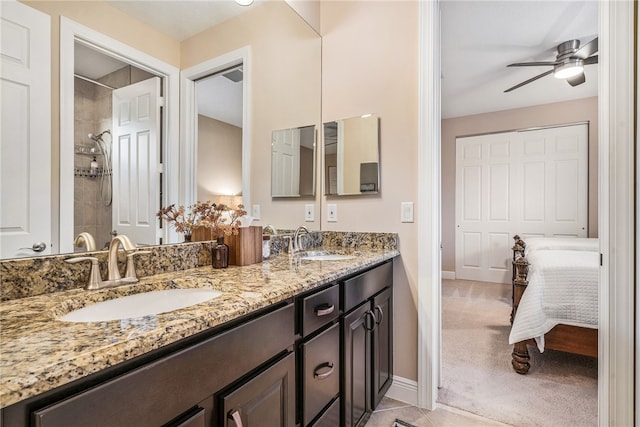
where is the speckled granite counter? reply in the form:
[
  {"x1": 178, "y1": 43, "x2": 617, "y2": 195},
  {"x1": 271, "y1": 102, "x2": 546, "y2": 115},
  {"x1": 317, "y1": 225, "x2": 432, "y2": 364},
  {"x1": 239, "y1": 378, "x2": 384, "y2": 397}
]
[{"x1": 0, "y1": 246, "x2": 398, "y2": 409}]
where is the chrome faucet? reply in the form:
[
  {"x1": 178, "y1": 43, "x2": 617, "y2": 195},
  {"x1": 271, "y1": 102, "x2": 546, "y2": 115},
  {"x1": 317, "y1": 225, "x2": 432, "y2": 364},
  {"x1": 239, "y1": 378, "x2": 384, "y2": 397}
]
[
  {"x1": 107, "y1": 235, "x2": 136, "y2": 281},
  {"x1": 263, "y1": 224, "x2": 278, "y2": 235},
  {"x1": 65, "y1": 234, "x2": 148, "y2": 289},
  {"x1": 293, "y1": 226, "x2": 310, "y2": 253},
  {"x1": 73, "y1": 232, "x2": 97, "y2": 251}
]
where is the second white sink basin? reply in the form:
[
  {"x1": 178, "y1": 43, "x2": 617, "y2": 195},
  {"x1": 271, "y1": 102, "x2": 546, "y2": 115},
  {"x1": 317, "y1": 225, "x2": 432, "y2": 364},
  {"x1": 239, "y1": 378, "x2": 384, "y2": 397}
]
[
  {"x1": 59, "y1": 288, "x2": 223, "y2": 322},
  {"x1": 299, "y1": 251, "x2": 356, "y2": 261}
]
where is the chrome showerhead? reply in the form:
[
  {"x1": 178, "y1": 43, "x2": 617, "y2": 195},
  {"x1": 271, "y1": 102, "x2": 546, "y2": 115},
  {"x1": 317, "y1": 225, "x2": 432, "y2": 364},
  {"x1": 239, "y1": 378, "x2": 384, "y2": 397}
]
[{"x1": 88, "y1": 129, "x2": 111, "y2": 142}]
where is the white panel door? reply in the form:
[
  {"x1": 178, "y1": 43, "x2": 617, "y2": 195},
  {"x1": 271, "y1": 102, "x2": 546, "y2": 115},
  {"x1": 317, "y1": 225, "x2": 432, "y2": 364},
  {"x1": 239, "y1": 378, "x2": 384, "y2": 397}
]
[
  {"x1": 455, "y1": 132, "x2": 518, "y2": 283},
  {"x1": 0, "y1": 2, "x2": 51, "y2": 258},
  {"x1": 271, "y1": 127, "x2": 300, "y2": 197},
  {"x1": 112, "y1": 77, "x2": 161, "y2": 246},
  {"x1": 455, "y1": 123, "x2": 588, "y2": 284},
  {"x1": 517, "y1": 124, "x2": 589, "y2": 238}
]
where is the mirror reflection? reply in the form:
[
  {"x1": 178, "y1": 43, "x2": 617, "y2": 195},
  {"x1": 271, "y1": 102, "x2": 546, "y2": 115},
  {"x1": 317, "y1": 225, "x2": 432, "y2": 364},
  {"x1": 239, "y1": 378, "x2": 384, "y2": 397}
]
[
  {"x1": 324, "y1": 114, "x2": 380, "y2": 196},
  {"x1": 271, "y1": 125, "x2": 316, "y2": 198},
  {"x1": 196, "y1": 67, "x2": 243, "y2": 202},
  {"x1": 0, "y1": 1, "x2": 321, "y2": 260}
]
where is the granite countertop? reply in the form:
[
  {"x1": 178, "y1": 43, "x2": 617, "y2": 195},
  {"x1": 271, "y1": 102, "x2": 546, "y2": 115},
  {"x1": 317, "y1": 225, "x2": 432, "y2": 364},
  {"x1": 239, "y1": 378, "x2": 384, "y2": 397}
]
[{"x1": 0, "y1": 247, "x2": 398, "y2": 409}]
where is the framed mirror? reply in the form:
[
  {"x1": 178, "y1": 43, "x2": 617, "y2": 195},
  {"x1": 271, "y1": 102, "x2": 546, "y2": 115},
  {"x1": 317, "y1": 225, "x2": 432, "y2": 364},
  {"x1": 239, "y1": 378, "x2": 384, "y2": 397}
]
[
  {"x1": 271, "y1": 125, "x2": 316, "y2": 198},
  {"x1": 324, "y1": 114, "x2": 380, "y2": 196}
]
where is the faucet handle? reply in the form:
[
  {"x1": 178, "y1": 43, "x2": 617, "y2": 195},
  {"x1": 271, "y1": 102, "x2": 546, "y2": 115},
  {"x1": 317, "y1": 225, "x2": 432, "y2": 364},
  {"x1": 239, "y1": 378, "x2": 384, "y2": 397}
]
[
  {"x1": 65, "y1": 256, "x2": 103, "y2": 290},
  {"x1": 125, "y1": 250, "x2": 151, "y2": 280}
]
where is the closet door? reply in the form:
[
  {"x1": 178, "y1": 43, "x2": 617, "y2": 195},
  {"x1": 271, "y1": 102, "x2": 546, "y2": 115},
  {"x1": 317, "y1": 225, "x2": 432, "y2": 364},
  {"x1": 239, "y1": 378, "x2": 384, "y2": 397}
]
[
  {"x1": 455, "y1": 123, "x2": 588, "y2": 284},
  {"x1": 455, "y1": 132, "x2": 518, "y2": 284}
]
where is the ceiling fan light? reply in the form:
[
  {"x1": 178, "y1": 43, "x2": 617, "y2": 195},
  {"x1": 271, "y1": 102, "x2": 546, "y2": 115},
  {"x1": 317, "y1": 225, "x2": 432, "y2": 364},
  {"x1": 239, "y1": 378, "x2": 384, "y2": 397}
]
[{"x1": 554, "y1": 60, "x2": 584, "y2": 79}]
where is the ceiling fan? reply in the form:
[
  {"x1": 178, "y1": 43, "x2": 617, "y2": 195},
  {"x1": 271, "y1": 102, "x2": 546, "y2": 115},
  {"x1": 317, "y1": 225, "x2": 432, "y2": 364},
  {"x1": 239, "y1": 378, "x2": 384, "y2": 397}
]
[{"x1": 504, "y1": 37, "x2": 598, "y2": 93}]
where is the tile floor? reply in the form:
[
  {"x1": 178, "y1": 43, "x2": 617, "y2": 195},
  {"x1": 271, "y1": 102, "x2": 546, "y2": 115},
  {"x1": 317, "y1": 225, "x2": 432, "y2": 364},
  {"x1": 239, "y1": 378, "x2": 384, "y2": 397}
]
[{"x1": 365, "y1": 397, "x2": 512, "y2": 427}]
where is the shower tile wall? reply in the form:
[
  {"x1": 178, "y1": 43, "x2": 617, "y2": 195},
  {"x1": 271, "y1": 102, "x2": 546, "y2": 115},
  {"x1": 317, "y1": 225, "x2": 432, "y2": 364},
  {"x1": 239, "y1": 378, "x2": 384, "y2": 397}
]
[{"x1": 73, "y1": 66, "x2": 155, "y2": 250}]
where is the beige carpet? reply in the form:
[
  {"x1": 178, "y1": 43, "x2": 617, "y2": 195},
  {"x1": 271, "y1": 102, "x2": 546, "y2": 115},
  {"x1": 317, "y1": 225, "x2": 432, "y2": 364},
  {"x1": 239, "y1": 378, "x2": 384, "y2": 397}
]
[{"x1": 438, "y1": 279, "x2": 597, "y2": 427}]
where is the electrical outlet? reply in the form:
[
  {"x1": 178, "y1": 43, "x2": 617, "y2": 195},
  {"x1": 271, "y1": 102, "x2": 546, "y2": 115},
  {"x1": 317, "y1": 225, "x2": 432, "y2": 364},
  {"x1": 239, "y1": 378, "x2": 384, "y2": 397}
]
[
  {"x1": 327, "y1": 204, "x2": 338, "y2": 222},
  {"x1": 252, "y1": 204, "x2": 261, "y2": 220},
  {"x1": 401, "y1": 202, "x2": 414, "y2": 223},
  {"x1": 305, "y1": 204, "x2": 315, "y2": 222}
]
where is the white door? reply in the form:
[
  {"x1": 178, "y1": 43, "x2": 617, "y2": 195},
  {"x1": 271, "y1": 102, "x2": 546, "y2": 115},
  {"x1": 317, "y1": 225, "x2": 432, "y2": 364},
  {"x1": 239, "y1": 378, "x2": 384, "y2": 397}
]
[
  {"x1": 112, "y1": 77, "x2": 162, "y2": 246},
  {"x1": 0, "y1": 2, "x2": 51, "y2": 258},
  {"x1": 455, "y1": 123, "x2": 588, "y2": 283},
  {"x1": 271, "y1": 128, "x2": 300, "y2": 197}
]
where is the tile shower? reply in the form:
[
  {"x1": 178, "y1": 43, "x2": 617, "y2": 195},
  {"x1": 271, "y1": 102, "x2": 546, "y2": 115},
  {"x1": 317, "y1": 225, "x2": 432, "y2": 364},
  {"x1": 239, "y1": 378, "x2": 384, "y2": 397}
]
[{"x1": 73, "y1": 65, "x2": 154, "y2": 250}]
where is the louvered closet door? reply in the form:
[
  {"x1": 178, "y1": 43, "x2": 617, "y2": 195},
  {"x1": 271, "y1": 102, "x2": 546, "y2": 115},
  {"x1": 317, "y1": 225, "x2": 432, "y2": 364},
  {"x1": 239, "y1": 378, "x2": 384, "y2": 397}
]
[{"x1": 455, "y1": 123, "x2": 588, "y2": 284}]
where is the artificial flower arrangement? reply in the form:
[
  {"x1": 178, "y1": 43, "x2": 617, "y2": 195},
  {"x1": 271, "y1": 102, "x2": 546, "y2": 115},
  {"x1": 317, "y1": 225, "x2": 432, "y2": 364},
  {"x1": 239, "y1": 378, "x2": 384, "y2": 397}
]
[{"x1": 157, "y1": 201, "x2": 247, "y2": 240}]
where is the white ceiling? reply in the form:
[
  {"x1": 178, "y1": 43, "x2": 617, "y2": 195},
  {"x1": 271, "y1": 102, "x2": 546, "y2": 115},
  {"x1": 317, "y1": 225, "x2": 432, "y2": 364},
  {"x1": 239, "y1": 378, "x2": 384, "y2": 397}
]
[
  {"x1": 106, "y1": 0, "x2": 259, "y2": 41},
  {"x1": 197, "y1": 72, "x2": 244, "y2": 127},
  {"x1": 441, "y1": 0, "x2": 598, "y2": 118},
  {"x1": 76, "y1": 1, "x2": 598, "y2": 121}
]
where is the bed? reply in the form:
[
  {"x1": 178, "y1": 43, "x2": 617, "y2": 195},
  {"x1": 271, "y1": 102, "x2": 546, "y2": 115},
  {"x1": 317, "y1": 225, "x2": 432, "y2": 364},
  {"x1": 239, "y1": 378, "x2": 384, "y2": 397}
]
[{"x1": 509, "y1": 235, "x2": 599, "y2": 374}]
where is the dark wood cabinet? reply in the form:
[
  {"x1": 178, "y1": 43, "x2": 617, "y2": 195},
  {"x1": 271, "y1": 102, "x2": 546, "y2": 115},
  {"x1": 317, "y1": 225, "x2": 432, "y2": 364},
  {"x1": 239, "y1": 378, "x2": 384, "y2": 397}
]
[
  {"x1": 219, "y1": 352, "x2": 295, "y2": 427},
  {"x1": 372, "y1": 287, "x2": 393, "y2": 408},
  {"x1": 341, "y1": 261, "x2": 393, "y2": 427},
  {"x1": 342, "y1": 302, "x2": 372, "y2": 427}
]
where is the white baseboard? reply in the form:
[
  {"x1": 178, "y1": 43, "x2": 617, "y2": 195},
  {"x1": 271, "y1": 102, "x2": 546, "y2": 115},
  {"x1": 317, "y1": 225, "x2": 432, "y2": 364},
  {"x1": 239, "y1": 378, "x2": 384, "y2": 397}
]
[
  {"x1": 384, "y1": 375, "x2": 418, "y2": 406},
  {"x1": 441, "y1": 270, "x2": 455, "y2": 280}
]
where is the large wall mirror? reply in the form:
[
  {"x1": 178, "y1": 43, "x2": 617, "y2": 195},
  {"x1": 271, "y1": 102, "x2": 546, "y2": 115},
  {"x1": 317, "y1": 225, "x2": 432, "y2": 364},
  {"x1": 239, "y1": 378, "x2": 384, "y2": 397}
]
[
  {"x1": 1, "y1": 1, "x2": 321, "y2": 260},
  {"x1": 324, "y1": 114, "x2": 380, "y2": 196}
]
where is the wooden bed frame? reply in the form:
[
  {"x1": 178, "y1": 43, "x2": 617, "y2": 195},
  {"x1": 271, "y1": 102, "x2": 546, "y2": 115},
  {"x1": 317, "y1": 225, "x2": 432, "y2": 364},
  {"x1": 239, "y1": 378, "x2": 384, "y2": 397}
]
[{"x1": 510, "y1": 235, "x2": 598, "y2": 374}]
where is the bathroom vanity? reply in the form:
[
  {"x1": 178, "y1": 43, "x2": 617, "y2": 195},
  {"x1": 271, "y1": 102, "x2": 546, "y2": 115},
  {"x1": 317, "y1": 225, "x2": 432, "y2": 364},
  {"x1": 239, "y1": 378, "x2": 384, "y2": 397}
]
[{"x1": 0, "y1": 237, "x2": 397, "y2": 427}]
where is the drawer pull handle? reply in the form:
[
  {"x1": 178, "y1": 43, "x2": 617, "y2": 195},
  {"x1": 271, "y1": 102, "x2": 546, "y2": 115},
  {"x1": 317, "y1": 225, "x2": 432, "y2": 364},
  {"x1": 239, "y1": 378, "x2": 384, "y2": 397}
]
[
  {"x1": 314, "y1": 303, "x2": 335, "y2": 317},
  {"x1": 229, "y1": 409, "x2": 243, "y2": 427},
  {"x1": 313, "y1": 362, "x2": 335, "y2": 380}
]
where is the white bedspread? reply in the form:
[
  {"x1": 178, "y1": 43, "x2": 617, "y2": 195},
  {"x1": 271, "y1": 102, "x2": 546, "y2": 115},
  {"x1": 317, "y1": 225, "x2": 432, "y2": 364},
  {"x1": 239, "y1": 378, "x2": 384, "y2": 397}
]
[
  {"x1": 523, "y1": 237, "x2": 598, "y2": 256},
  {"x1": 509, "y1": 250, "x2": 599, "y2": 351}
]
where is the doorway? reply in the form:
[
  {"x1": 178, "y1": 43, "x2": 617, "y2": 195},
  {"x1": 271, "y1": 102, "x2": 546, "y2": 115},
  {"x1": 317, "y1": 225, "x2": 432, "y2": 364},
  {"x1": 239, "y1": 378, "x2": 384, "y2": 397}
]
[
  {"x1": 419, "y1": 1, "x2": 636, "y2": 425},
  {"x1": 59, "y1": 17, "x2": 180, "y2": 253}
]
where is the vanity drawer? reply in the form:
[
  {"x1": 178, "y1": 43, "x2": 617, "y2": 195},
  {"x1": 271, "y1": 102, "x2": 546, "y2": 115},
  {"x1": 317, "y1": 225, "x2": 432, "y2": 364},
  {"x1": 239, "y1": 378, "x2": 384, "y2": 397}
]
[
  {"x1": 300, "y1": 322, "x2": 340, "y2": 426},
  {"x1": 343, "y1": 261, "x2": 392, "y2": 313},
  {"x1": 301, "y1": 284, "x2": 339, "y2": 337}
]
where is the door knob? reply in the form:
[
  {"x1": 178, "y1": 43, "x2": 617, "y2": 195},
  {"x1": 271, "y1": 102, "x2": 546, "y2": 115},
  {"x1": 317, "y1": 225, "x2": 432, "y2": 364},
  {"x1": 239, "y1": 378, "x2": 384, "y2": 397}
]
[{"x1": 20, "y1": 242, "x2": 47, "y2": 252}]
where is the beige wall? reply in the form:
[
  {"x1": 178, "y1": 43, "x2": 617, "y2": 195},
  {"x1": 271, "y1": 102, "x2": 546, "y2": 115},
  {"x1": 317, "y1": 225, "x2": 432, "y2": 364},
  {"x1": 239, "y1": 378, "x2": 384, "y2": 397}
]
[
  {"x1": 197, "y1": 115, "x2": 243, "y2": 201},
  {"x1": 321, "y1": 1, "x2": 419, "y2": 381},
  {"x1": 441, "y1": 97, "x2": 599, "y2": 272},
  {"x1": 181, "y1": 1, "x2": 322, "y2": 230}
]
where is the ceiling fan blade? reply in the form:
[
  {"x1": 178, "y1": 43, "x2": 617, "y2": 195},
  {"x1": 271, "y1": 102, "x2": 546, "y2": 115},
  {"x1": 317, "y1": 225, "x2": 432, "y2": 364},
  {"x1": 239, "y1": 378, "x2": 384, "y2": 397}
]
[
  {"x1": 584, "y1": 55, "x2": 598, "y2": 65},
  {"x1": 507, "y1": 61, "x2": 558, "y2": 67},
  {"x1": 567, "y1": 72, "x2": 586, "y2": 87},
  {"x1": 575, "y1": 37, "x2": 598, "y2": 59},
  {"x1": 504, "y1": 69, "x2": 554, "y2": 93}
]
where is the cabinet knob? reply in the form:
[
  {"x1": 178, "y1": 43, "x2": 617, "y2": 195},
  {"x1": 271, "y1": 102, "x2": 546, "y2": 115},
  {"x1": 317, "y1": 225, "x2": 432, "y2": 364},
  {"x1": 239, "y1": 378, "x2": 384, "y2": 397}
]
[
  {"x1": 314, "y1": 303, "x2": 335, "y2": 317},
  {"x1": 313, "y1": 362, "x2": 335, "y2": 380},
  {"x1": 228, "y1": 409, "x2": 243, "y2": 427}
]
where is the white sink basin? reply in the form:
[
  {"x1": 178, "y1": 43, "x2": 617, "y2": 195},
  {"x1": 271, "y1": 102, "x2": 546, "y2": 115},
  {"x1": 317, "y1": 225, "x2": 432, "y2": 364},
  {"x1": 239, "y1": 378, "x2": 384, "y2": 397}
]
[
  {"x1": 299, "y1": 251, "x2": 356, "y2": 261},
  {"x1": 59, "y1": 288, "x2": 223, "y2": 322}
]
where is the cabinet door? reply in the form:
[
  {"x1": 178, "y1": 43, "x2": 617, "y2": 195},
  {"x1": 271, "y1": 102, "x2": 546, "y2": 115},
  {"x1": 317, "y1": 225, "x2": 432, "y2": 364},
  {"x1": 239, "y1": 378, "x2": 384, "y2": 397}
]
[
  {"x1": 342, "y1": 303, "x2": 373, "y2": 427},
  {"x1": 372, "y1": 287, "x2": 393, "y2": 408},
  {"x1": 221, "y1": 352, "x2": 295, "y2": 427}
]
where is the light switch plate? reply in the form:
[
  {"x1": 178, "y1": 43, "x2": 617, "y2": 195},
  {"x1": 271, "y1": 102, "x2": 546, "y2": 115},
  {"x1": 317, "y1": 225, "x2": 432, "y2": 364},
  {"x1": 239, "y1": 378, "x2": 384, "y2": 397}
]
[
  {"x1": 305, "y1": 204, "x2": 315, "y2": 222},
  {"x1": 401, "y1": 202, "x2": 414, "y2": 223},
  {"x1": 327, "y1": 204, "x2": 338, "y2": 222},
  {"x1": 252, "y1": 204, "x2": 261, "y2": 220}
]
